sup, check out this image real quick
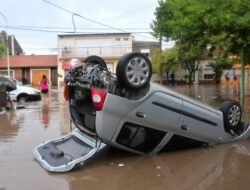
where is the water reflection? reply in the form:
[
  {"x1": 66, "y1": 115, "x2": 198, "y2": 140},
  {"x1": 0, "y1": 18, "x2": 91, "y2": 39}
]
[
  {"x1": 170, "y1": 84, "x2": 250, "y2": 123},
  {"x1": 40, "y1": 102, "x2": 50, "y2": 128},
  {"x1": 46, "y1": 142, "x2": 250, "y2": 190},
  {"x1": 0, "y1": 110, "x2": 20, "y2": 142}
]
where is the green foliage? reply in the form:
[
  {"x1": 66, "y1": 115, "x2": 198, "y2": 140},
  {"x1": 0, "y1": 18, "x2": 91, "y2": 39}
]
[
  {"x1": 161, "y1": 47, "x2": 179, "y2": 73},
  {"x1": 151, "y1": 0, "x2": 173, "y2": 40},
  {"x1": 151, "y1": 47, "x2": 179, "y2": 76},
  {"x1": 203, "y1": 0, "x2": 250, "y2": 63},
  {"x1": 151, "y1": 0, "x2": 250, "y2": 85},
  {"x1": 0, "y1": 31, "x2": 7, "y2": 57},
  {"x1": 151, "y1": 0, "x2": 210, "y2": 83},
  {"x1": 151, "y1": 48, "x2": 164, "y2": 73},
  {"x1": 0, "y1": 43, "x2": 4, "y2": 57}
]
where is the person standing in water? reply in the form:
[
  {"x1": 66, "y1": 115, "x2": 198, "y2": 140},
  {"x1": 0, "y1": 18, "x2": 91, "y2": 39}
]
[{"x1": 40, "y1": 75, "x2": 49, "y2": 100}]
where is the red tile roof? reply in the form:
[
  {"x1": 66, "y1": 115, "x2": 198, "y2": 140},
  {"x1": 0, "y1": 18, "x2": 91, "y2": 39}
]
[{"x1": 0, "y1": 55, "x2": 57, "y2": 68}]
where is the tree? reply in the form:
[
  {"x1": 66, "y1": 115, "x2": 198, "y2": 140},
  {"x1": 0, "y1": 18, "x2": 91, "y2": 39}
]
[
  {"x1": 151, "y1": 0, "x2": 209, "y2": 84},
  {"x1": 151, "y1": 48, "x2": 164, "y2": 73},
  {"x1": 162, "y1": 47, "x2": 179, "y2": 75},
  {"x1": 209, "y1": 59, "x2": 233, "y2": 84},
  {"x1": 151, "y1": 47, "x2": 179, "y2": 81},
  {"x1": 151, "y1": 0, "x2": 250, "y2": 100},
  {"x1": 177, "y1": 42, "x2": 206, "y2": 84},
  {"x1": 204, "y1": 0, "x2": 250, "y2": 101},
  {"x1": 0, "y1": 31, "x2": 7, "y2": 57},
  {"x1": 0, "y1": 43, "x2": 4, "y2": 57}
]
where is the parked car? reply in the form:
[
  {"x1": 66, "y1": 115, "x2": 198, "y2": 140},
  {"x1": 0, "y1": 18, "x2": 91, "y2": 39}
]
[
  {"x1": 33, "y1": 53, "x2": 250, "y2": 172},
  {"x1": 0, "y1": 76, "x2": 41, "y2": 102}
]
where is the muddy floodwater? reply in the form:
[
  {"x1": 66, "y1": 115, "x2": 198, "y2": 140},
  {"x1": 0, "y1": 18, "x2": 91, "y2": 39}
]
[{"x1": 1, "y1": 84, "x2": 250, "y2": 190}]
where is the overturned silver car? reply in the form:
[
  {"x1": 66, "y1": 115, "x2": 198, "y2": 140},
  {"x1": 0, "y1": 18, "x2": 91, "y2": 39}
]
[{"x1": 33, "y1": 53, "x2": 250, "y2": 172}]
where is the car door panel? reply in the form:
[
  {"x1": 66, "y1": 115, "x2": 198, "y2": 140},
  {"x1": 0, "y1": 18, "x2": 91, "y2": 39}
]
[
  {"x1": 179, "y1": 101, "x2": 225, "y2": 142},
  {"x1": 114, "y1": 92, "x2": 182, "y2": 138},
  {"x1": 110, "y1": 92, "x2": 183, "y2": 153},
  {"x1": 124, "y1": 92, "x2": 183, "y2": 132}
]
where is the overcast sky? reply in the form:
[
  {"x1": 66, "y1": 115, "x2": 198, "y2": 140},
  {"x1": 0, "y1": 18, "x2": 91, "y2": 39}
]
[{"x1": 0, "y1": 0, "x2": 171, "y2": 55}]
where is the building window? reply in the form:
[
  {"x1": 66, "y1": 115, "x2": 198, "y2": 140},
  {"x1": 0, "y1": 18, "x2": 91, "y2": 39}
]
[
  {"x1": 123, "y1": 38, "x2": 129, "y2": 41},
  {"x1": 204, "y1": 74, "x2": 214, "y2": 80},
  {"x1": 0, "y1": 70, "x2": 15, "y2": 77},
  {"x1": 115, "y1": 38, "x2": 121, "y2": 41}
]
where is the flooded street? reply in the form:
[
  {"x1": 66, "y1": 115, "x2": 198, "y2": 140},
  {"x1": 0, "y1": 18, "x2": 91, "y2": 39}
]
[{"x1": 1, "y1": 84, "x2": 250, "y2": 190}]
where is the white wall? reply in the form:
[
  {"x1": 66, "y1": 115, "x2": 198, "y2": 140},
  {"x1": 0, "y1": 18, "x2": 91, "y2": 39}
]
[{"x1": 57, "y1": 34, "x2": 133, "y2": 85}]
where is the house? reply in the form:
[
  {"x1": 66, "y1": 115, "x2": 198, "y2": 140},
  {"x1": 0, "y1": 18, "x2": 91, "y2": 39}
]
[
  {"x1": 0, "y1": 55, "x2": 58, "y2": 86},
  {"x1": 0, "y1": 32, "x2": 23, "y2": 55},
  {"x1": 57, "y1": 33, "x2": 160, "y2": 85},
  {"x1": 0, "y1": 33, "x2": 58, "y2": 86},
  {"x1": 132, "y1": 41, "x2": 161, "y2": 57}
]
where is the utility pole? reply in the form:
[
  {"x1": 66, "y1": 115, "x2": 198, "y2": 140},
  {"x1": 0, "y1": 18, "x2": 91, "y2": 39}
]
[
  {"x1": 0, "y1": 12, "x2": 10, "y2": 76},
  {"x1": 240, "y1": 48, "x2": 245, "y2": 104}
]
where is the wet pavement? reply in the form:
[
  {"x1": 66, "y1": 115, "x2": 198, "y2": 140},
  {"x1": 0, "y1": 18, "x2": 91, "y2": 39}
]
[{"x1": 1, "y1": 84, "x2": 250, "y2": 190}]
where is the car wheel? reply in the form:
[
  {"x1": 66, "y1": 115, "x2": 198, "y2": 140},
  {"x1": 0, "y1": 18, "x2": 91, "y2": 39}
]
[
  {"x1": 220, "y1": 100, "x2": 242, "y2": 132},
  {"x1": 18, "y1": 95, "x2": 28, "y2": 103},
  {"x1": 116, "y1": 52, "x2": 152, "y2": 89},
  {"x1": 83, "y1": 55, "x2": 107, "y2": 70}
]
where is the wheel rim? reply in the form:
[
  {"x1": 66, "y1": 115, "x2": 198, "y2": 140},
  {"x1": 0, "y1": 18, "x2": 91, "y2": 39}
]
[
  {"x1": 126, "y1": 57, "x2": 150, "y2": 87},
  {"x1": 228, "y1": 105, "x2": 241, "y2": 127}
]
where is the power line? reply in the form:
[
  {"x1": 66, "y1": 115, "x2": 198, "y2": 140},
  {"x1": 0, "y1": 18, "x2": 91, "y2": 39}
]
[
  {"x1": 0, "y1": 24, "x2": 150, "y2": 30},
  {"x1": 43, "y1": 0, "x2": 128, "y2": 33},
  {"x1": 42, "y1": 0, "x2": 157, "y2": 40},
  {"x1": 3, "y1": 25, "x2": 154, "y2": 36},
  {"x1": 3, "y1": 25, "x2": 70, "y2": 33}
]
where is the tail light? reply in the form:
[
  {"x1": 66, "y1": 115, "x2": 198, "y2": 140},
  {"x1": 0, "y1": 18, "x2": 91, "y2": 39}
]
[
  {"x1": 91, "y1": 89, "x2": 107, "y2": 111},
  {"x1": 63, "y1": 84, "x2": 69, "y2": 101}
]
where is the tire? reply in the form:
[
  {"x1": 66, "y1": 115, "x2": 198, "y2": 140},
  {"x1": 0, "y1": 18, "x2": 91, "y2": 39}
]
[
  {"x1": 219, "y1": 100, "x2": 242, "y2": 132},
  {"x1": 18, "y1": 94, "x2": 28, "y2": 103},
  {"x1": 116, "y1": 52, "x2": 152, "y2": 89},
  {"x1": 82, "y1": 55, "x2": 107, "y2": 70}
]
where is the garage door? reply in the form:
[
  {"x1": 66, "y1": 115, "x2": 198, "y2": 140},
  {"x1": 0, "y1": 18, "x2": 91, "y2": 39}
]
[{"x1": 31, "y1": 70, "x2": 50, "y2": 86}]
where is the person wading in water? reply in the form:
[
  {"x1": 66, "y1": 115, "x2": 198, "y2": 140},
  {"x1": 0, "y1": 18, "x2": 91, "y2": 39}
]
[{"x1": 40, "y1": 75, "x2": 49, "y2": 100}]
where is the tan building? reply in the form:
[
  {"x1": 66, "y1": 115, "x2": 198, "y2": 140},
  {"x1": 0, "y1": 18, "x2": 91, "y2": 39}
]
[{"x1": 57, "y1": 33, "x2": 160, "y2": 85}]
